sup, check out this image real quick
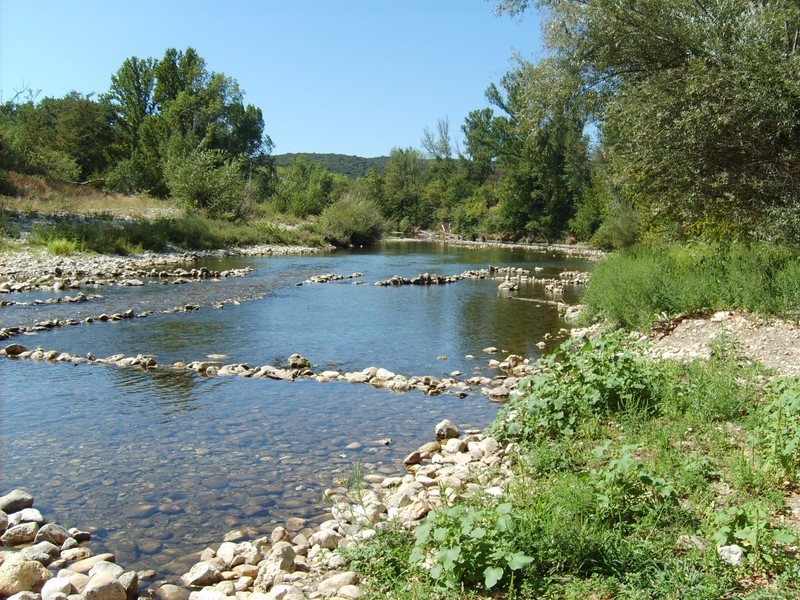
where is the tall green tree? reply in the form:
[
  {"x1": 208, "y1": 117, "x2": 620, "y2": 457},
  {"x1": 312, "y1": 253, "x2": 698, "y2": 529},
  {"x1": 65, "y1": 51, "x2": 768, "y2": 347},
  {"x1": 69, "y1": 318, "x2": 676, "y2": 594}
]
[{"x1": 498, "y1": 0, "x2": 800, "y2": 242}]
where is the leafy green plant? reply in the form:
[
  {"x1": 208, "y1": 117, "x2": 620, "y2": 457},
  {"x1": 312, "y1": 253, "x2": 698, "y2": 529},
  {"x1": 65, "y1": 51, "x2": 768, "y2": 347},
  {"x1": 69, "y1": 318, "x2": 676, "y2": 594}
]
[
  {"x1": 752, "y1": 377, "x2": 800, "y2": 474},
  {"x1": 493, "y1": 331, "x2": 667, "y2": 441},
  {"x1": 590, "y1": 442, "x2": 676, "y2": 530},
  {"x1": 712, "y1": 504, "x2": 796, "y2": 567},
  {"x1": 409, "y1": 502, "x2": 533, "y2": 591}
]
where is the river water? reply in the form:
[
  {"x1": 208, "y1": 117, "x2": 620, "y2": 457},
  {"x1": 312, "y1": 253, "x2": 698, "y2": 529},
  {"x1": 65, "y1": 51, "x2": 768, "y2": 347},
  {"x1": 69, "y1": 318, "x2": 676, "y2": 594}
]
[{"x1": 0, "y1": 241, "x2": 589, "y2": 578}]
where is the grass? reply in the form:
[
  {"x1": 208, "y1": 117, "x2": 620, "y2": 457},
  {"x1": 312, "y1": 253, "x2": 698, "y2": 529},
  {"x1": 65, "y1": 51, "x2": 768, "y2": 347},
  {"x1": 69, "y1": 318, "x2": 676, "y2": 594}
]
[
  {"x1": 344, "y1": 333, "x2": 800, "y2": 598},
  {"x1": 581, "y1": 243, "x2": 800, "y2": 330},
  {"x1": 1, "y1": 171, "x2": 388, "y2": 254}
]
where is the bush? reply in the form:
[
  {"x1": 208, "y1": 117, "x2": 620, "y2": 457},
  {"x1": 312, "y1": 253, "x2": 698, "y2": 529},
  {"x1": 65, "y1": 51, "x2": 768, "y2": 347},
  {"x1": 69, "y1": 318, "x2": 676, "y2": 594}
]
[
  {"x1": 491, "y1": 332, "x2": 669, "y2": 442},
  {"x1": 316, "y1": 192, "x2": 385, "y2": 247},
  {"x1": 164, "y1": 150, "x2": 247, "y2": 220}
]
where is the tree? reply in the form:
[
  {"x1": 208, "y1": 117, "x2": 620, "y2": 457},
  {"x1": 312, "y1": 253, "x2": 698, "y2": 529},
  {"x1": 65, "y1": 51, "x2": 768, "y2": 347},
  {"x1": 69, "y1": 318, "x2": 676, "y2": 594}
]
[
  {"x1": 498, "y1": 0, "x2": 800, "y2": 242},
  {"x1": 382, "y1": 147, "x2": 429, "y2": 229},
  {"x1": 108, "y1": 57, "x2": 156, "y2": 153}
]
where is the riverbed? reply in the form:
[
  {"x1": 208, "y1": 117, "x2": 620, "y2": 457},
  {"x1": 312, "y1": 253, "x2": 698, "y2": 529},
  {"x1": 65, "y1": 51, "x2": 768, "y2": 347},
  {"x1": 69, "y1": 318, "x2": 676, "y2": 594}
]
[{"x1": 0, "y1": 240, "x2": 590, "y2": 578}]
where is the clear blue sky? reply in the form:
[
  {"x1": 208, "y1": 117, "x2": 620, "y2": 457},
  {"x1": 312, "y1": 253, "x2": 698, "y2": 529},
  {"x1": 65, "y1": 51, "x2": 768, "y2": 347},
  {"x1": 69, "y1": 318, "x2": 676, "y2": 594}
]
[{"x1": 0, "y1": 1, "x2": 544, "y2": 157}]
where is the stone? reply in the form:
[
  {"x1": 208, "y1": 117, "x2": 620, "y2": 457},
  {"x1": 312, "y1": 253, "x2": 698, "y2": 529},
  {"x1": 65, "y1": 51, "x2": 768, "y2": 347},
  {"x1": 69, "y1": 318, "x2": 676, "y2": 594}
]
[
  {"x1": 317, "y1": 571, "x2": 358, "y2": 593},
  {"x1": 0, "y1": 490, "x2": 35, "y2": 514},
  {"x1": 271, "y1": 526, "x2": 290, "y2": 545},
  {"x1": 434, "y1": 419, "x2": 459, "y2": 441},
  {"x1": 0, "y1": 553, "x2": 53, "y2": 595},
  {"x1": 118, "y1": 571, "x2": 137, "y2": 600},
  {"x1": 337, "y1": 584, "x2": 363, "y2": 599},
  {"x1": 88, "y1": 562, "x2": 124, "y2": 580},
  {"x1": 181, "y1": 562, "x2": 224, "y2": 587},
  {"x1": 308, "y1": 529, "x2": 342, "y2": 550},
  {"x1": 442, "y1": 438, "x2": 466, "y2": 454},
  {"x1": 263, "y1": 584, "x2": 305, "y2": 600},
  {"x1": 67, "y1": 553, "x2": 115, "y2": 574},
  {"x1": 402, "y1": 451, "x2": 421, "y2": 466},
  {"x1": 156, "y1": 584, "x2": 190, "y2": 600},
  {"x1": 2, "y1": 522, "x2": 40, "y2": 545},
  {"x1": 41, "y1": 577, "x2": 73, "y2": 600},
  {"x1": 717, "y1": 544, "x2": 744, "y2": 566},
  {"x1": 60, "y1": 547, "x2": 92, "y2": 562},
  {"x1": 83, "y1": 573, "x2": 126, "y2": 600},
  {"x1": 374, "y1": 368, "x2": 396, "y2": 380},
  {"x1": 35, "y1": 524, "x2": 71, "y2": 546},
  {"x1": 0, "y1": 510, "x2": 7, "y2": 532},
  {"x1": 21, "y1": 541, "x2": 60, "y2": 564},
  {"x1": 11, "y1": 508, "x2": 45, "y2": 526},
  {"x1": 6, "y1": 592, "x2": 39, "y2": 600},
  {"x1": 487, "y1": 386, "x2": 510, "y2": 400},
  {"x1": 253, "y1": 543, "x2": 295, "y2": 592},
  {"x1": 4, "y1": 344, "x2": 29, "y2": 358}
]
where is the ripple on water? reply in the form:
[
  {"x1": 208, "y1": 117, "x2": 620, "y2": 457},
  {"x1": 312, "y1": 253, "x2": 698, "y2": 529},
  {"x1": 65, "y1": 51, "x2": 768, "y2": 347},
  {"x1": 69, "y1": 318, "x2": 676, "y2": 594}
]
[{"x1": 1, "y1": 242, "x2": 590, "y2": 578}]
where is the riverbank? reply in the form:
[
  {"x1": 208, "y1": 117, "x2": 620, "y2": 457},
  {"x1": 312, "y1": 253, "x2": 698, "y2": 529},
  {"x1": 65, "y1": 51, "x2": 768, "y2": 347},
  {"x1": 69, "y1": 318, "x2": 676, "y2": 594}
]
[{"x1": 4, "y1": 309, "x2": 800, "y2": 598}]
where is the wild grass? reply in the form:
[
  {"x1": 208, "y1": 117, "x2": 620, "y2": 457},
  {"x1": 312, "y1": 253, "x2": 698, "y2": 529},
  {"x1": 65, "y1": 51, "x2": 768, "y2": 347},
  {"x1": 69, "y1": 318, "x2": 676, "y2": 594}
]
[
  {"x1": 345, "y1": 334, "x2": 800, "y2": 598},
  {"x1": 581, "y1": 243, "x2": 800, "y2": 330},
  {"x1": 26, "y1": 214, "x2": 326, "y2": 255}
]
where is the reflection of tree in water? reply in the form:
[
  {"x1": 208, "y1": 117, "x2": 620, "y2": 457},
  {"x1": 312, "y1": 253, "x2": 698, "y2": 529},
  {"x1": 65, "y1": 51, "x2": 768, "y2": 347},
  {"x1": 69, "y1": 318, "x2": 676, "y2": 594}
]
[
  {"x1": 457, "y1": 284, "x2": 566, "y2": 360},
  {"x1": 106, "y1": 366, "x2": 204, "y2": 418}
]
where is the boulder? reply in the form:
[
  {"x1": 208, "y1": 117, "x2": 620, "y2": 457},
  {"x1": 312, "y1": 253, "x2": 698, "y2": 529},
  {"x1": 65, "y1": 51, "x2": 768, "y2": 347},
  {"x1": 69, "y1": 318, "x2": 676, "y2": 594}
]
[
  {"x1": 0, "y1": 553, "x2": 53, "y2": 595},
  {"x1": 0, "y1": 490, "x2": 34, "y2": 513},
  {"x1": 2, "y1": 522, "x2": 40, "y2": 545},
  {"x1": 83, "y1": 573, "x2": 126, "y2": 600},
  {"x1": 434, "y1": 419, "x2": 459, "y2": 441},
  {"x1": 88, "y1": 562, "x2": 125, "y2": 580},
  {"x1": 253, "y1": 542, "x2": 295, "y2": 592},
  {"x1": 67, "y1": 553, "x2": 116, "y2": 574},
  {"x1": 180, "y1": 562, "x2": 223, "y2": 587},
  {"x1": 717, "y1": 544, "x2": 744, "y2": 566},
  {"x1": 156, "y1": 584, "x2": 190, "y2": 600},
  {"x1": 317, "y1": 571, "x2": 358, "y2": 593},
  {"x1": 35, "y1": 524, "x2": 71, "y2": 546},
  {"x1": 41, "y1": 576, "x2": 73, "y2": 600},
  {"x1": 21, "y1": 541, "x2": 60, "y2": 565},
  {"x1": 3, "y1": 344, "x2": 29, "y2": 358},
  {"x1": 10, "y1": 508, "x2": 44, "y2": 526}
]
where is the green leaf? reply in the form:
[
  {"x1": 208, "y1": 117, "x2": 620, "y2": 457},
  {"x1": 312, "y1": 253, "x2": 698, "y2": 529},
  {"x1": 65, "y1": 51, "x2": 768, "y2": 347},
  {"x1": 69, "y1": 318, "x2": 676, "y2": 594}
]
[
  {"x1": 484, "y1": 566, "x2": 504, "y2": 589},
  {"x1": 507, "y1": 552, "x2": 534, "y2": 570}
]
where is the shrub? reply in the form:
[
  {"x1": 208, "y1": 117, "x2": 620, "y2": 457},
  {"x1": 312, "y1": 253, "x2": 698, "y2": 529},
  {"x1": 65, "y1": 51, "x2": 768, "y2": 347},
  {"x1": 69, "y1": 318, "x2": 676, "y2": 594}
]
[
  {"x1": 410, "y1": 502, "x2": 533, "y2": 592},
  {"x1": 491, "y1": 332, "x2": 668, "y2": 442},
  {"x1": 316, "y1": 192, "x2": 385, "y2": 247},
  {"x1": 164, "y1": 150, "x2": 247, "y2": 220}
]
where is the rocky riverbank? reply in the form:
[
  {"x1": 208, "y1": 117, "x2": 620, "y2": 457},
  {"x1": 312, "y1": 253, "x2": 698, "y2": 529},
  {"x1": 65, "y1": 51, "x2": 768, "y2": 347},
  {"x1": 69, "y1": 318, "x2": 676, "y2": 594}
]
[
  {"x1": 0, "y1": 488, "x2": 151, "y2": 600},
  {"x1": 0, "y1": 415, "x2": 512, "y2": 600},
  {"x1": 0, "y1": 246, "x2": 320, "y2": 294}
]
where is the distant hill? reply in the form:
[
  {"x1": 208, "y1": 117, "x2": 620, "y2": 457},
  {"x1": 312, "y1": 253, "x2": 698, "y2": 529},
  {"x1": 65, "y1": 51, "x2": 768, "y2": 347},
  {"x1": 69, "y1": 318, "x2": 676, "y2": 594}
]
[{"x1": 272, "y1": 153, "x2": 390, "y2": 179}]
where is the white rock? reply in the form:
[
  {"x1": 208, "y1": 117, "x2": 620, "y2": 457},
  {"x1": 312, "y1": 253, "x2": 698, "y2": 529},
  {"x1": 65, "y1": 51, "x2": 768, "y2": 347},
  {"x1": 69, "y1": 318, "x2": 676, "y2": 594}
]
[
  {"x1": 263, "y1": 584, "x2": 305, "y2": 600},
  {"x1": 41, "y1": 577, "x2": 73, "y2": 600},
  {"x1": 717, "y1": 544, "x2": 744, "y2": 566},
  {"x1": 434, "y1": 419, "x2": 459, "y2": 440},
  {"x1": 88, "y1": 562, "x2": 124, "y2": 580},
  {"x1": 82, "y1": 573, "x2": 126, "y2": 600},
  {"x1": 317, "y1": 571, "x2": 358, "y2": 593},
  {"x1": 181, "y1": 562, "x2": 224, "y2": 587},
  {"x1": 10, "y1": 508, "x2": 44, "y2": 526}
]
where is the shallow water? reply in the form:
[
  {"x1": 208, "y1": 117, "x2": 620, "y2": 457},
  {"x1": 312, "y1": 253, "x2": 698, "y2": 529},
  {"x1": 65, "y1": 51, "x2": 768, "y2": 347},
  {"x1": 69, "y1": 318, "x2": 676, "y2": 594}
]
[{"x1": 0, "y1": 241, "x2": 589, "y2": 578}]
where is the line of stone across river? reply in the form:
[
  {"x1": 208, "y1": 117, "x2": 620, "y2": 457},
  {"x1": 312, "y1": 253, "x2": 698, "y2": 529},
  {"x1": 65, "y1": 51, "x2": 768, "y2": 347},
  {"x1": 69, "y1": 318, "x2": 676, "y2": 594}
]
[{"x1": 0, "y1": 244, "x2": 593, "y2": 600}]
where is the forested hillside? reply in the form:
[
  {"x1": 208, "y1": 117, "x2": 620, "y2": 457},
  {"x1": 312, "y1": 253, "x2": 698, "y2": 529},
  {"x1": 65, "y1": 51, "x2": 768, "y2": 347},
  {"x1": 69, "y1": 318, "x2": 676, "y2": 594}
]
[{"x1": 272, "y1": 153, "x2": 389, "y2": 179}]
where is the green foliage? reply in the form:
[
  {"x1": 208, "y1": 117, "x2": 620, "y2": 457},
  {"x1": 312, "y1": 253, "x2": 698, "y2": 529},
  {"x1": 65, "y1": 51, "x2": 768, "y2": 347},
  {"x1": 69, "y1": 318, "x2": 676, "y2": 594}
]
[
  {"x1": 272, "y1": 153, "x2": 389, "y2": 179},
  {"x1": 712, "y1": 504, "x2": 797, "y2": 567},
  {"x1": 410, "y1": 502, "x2": 533, "y2": 591},
  {"x1": 270, "y1": 156, "x2": 339, "y2": 217},
  {"x1": 582, "y1": 243, "x2": 800, "y2": 330},
  {"x1": 315, "y1": 191, "x2": 385, "y2": 247},
  {"x1": 492, "y1": 332, "x2": 666, "y2": 441},
  {"x1": 752, "y1": 377, "x2": 800, "y2": 475},
  {"x1": 45, "y1": 237, "x2": 80, "y2": 256},
  {"x1": 501, "y1": 0, "x2": 800, "y2": 243},
  {"x1": 164, "y1": 150, "x2": 246, "y2": 220},
  {"x1": 590, "y1": 442, "x2": 677, "y2": 530}
]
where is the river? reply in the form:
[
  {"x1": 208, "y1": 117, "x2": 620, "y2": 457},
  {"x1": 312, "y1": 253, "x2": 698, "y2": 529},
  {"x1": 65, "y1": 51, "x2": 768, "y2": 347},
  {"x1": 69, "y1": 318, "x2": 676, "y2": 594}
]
[{"x1": 0, "y1": 240, "x2": 590, "y2": 578}]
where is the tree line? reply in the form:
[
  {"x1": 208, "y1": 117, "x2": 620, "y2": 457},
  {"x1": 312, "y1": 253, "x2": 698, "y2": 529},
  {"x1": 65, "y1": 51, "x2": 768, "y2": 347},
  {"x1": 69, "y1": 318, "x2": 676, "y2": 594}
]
[{"x1": 3, "y1": 0, "x2": 800, "y2": 247}]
